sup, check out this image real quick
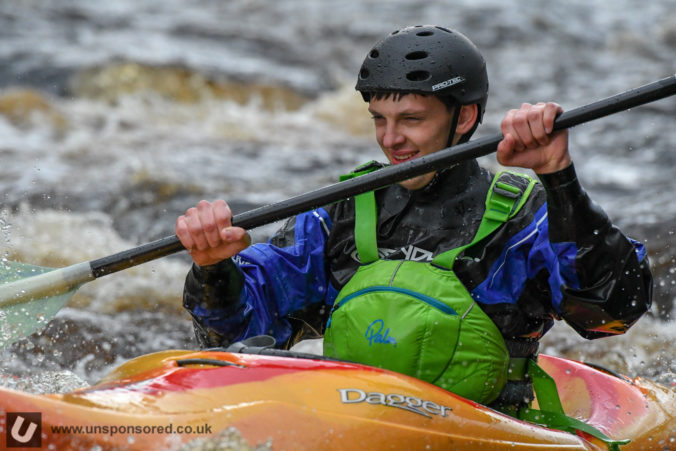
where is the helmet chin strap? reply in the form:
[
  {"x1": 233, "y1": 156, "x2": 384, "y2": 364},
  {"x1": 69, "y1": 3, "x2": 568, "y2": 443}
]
[{"x1": 446, "y1": 104, "x2": 462, "y2": 148}]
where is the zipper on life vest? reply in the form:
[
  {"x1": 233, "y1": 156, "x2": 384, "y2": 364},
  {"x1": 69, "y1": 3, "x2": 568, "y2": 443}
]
[{"x1": 338, "y1": 286, "x2": 458, "y2": 316}]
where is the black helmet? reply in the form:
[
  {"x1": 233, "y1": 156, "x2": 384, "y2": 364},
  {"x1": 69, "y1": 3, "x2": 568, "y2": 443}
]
[{"x1": 356, "y1": 25, "x2": 488, "y2": 124}]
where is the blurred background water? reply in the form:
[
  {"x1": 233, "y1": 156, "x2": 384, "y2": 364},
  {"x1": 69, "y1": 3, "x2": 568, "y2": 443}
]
[{"x1": 0, "y1": 0, "x2": 675, "y2": 393}]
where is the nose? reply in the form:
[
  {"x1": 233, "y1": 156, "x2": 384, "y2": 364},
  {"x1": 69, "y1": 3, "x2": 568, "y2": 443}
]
[{"x1": 381, "y1": 122, "x2": 405, "y2": 149}]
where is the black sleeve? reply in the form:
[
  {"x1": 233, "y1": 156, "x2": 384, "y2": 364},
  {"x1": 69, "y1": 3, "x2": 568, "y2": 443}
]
[
  {"x1": 539, "y1": 164, "x2": 653, "y2": 339},
  {"x1": 182, "y1": 259, "x2": 246, "y2": 347}
]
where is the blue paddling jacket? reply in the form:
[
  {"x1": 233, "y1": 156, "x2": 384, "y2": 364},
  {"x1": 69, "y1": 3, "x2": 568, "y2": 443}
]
[{"x1": 183, "y1": 161, "x2": 652, "y2": 359}]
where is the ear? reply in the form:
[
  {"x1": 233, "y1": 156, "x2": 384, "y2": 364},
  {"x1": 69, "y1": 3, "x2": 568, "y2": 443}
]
[{"x1": 455, "y1": 104, "x2": 478, "y2": 134}]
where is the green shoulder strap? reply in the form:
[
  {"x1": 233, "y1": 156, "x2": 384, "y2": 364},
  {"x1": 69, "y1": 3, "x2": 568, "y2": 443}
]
[
  {"x1": 520, "y1": 360, "x2": 630, "y2": 450},
  {"x1": 431, "y1": 171, "x2": 537, "y2": 270},
  {"x1": 354, "y1": 192, "x2": 379, "y2": 263},
  {"x1": 339, "y1": 161, "x2": 382, "y2": 264}
]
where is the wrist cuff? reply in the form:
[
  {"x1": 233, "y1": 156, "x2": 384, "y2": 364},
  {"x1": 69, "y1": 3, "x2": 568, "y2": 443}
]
[{"x1": 538, "y1": 163, "x2": 583, "y2": 207}]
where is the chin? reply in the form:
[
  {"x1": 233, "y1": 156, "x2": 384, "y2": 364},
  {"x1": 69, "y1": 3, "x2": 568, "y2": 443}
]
[{"x1": 398, "y1": 172, "x2": 436, "y2": 191}]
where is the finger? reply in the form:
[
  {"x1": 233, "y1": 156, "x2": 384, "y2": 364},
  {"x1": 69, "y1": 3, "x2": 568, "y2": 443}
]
[
  {"x1": 223, "y1": 228, "x2": 252, "y2": 255},
  {"x1": 189, "y1": 229, "x2": 250, "y2": 267},
  {"x1": 511, "y1": 107, "x2": 536, "y2": 150},
  {"x1": 500, "y1": 109, "x2": 524, "y2": 152},
  {"x1": 497, "y1": 133, "x2": 517, "y2": 165},
  {"x1": 543, "y1": 102, "x2": 563, "y2": 134},
  {"x1": 197, "y1": 201, "x2": 221, "y2": 248},
  {"x1": 212, "y1": 199, "x2": 233, "y2": 232},
  {"x1": 184, "y1": 207, "x2": 209, "y2": 251},
  {"x1": 175, "y1": 216, "x2": 196, "y2": 250},
  {"x1": 527, "y1": 103, "x2": 549, "y2": 147},
  {"x1": 221, "y1": 226, "x2": 248, "y2": 243}
]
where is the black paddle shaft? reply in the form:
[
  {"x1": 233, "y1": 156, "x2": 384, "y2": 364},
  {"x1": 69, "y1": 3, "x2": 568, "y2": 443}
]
[{"x1": 90, "y1": 74, "x2": 676, "y2": 278}]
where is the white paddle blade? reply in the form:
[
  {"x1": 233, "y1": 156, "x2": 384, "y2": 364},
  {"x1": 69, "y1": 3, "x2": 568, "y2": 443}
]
[{"x1": 0, "y1": 262, "x2": 94, "y2": 348}]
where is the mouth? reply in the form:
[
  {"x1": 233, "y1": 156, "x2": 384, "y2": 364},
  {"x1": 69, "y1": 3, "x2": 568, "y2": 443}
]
[{"x1": 390, "y1": 151, "x2": 419, "y2": 164}]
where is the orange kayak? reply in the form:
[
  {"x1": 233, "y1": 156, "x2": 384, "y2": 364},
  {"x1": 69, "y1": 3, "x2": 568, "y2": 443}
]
[{"x1": 1, "y1": 350, "x2": 674, "y2": 450}]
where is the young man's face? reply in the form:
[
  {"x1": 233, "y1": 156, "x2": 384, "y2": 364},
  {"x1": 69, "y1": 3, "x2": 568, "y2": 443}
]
[{"x1": 368, "y1": 94, "x2": 454, "y2": 190}]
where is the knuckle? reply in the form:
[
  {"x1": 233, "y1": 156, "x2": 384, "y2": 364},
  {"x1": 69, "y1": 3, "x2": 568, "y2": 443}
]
[
  {"x1": 187, "y1": 221, "x2": 202, "y2": 235},
  {"x1": 223, "y1": 204, "x2": 233, "y2": 217},
  {"x1": 502, "y1": 111, "x2": 516, "y2": 128},
  {"x1": 202, "y1": 222, "x2": 217, "y2": 234},
  {"x1": 513, "y1": 111, "x2": 528, "y2": 125},
  {"x1": 214, "y1": 199, "x2": 232, "y2": 215}
]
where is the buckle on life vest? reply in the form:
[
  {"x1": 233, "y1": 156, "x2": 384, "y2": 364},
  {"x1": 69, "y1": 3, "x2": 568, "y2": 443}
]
[
  {"x1": 339, "y1": 160, "x2": 383, "y2": 181},
  {"x1": 485, "y1": 181, "x2": 522, "y2": 222}
]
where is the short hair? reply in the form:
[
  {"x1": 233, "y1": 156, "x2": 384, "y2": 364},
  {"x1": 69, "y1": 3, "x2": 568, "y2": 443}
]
[{"x1": 365, "y1": 91, "x2": 458, "y2": 113}]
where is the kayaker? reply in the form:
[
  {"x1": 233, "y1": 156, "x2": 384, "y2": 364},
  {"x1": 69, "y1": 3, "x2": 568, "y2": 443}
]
[{"x1": 175, "y1": 25, "x2": 652, "y2": 409}]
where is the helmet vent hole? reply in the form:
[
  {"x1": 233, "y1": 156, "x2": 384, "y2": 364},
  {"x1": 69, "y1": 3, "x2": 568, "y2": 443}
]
[
  {"x1": 406, "y1": 70, "x2": 431, "y2": 82},
  {"x1": 369, "y1": 49, "x2": 379, "y2": 58},
  {"x1": 416, "y1": 31, "x2": 434, "y2": 37},
  {"x1": 405, "y1": 51, "x2": 428, "y2": 60},
  {"x1": 359, "y1": 68, "x2": 370, "y2": 79}
]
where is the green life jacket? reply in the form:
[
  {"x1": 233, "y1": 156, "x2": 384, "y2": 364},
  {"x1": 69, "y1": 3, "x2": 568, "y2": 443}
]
[
  {"x1": 323, "y1": 167, "x2": 537, "y2": 404},
  {"x1": 321, "y1": 162, "x2": 630, "y2": 449}
]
